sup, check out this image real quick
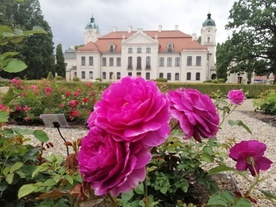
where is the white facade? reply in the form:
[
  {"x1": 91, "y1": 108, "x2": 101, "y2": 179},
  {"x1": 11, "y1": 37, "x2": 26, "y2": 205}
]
[{"x1": 65, "y1": 14, "x2": 217, "y2": 83}]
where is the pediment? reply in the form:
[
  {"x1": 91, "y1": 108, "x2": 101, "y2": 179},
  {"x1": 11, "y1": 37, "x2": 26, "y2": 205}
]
[{"x1": 122, "y1": 31, "x2": 158, "y2": 45}]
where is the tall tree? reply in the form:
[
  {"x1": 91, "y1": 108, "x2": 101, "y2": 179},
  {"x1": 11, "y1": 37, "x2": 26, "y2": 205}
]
[
  {"x1": 0, "y1": 0, "x2": 55, "y2": 79},
  {"x1": 216, "y1": 41, "x2": 232, "y2": 81},
  {"x1": 225, "y1": 0, "x2": 276, "y2": 84},
  {"x1": 55, "y1": 43, "x2": 66, "y2": 77}
]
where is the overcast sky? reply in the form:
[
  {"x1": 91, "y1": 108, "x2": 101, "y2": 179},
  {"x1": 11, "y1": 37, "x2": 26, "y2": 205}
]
[{"x1": 39, "y1": 0, "x2": 236, "y2": 51}]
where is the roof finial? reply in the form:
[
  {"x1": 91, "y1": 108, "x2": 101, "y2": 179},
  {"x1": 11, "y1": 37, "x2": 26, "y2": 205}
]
[{"x1": 91, "y1": 13, "x2": 95, "y2": 22}]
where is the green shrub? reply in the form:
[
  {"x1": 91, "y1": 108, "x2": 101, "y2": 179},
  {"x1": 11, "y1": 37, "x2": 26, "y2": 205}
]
[
  {"x1": 95, "y1": 78, "x2": 102, "y2": 81},
  {"x1": 47, "y1": 71, "x2": 54, "y2": 81},
  {"x1": 217, "y1": 78, "x2": 225, "y2": 83},
  {"x1": 211, "y1": 80, "x2": 218, "y2": 84},
  {"x1": 73, "y1": 76, "x2": 80, "y2": 82},
  {"x1": 203, "y1": 79, "x2": 212, "y2": 83},
  {"x1": 156, "y1": 78, "x2": 167, "y2": 82},
  {"x1": 55, "y1": 75, "x2": 64, "y2": 81},
  {"x1": 254, "y1": 90, "x2": 276, "y2": 115}
]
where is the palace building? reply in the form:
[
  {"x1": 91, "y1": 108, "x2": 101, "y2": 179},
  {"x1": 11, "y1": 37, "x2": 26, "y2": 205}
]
[{"x1": 64, "y1": 13, "x2": 217, "y2": 82}]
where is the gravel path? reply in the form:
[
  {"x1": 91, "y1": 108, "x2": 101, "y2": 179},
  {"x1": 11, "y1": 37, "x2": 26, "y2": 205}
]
[{"x1": 3, "y1": 99, "x2": 275, "y2": 206}]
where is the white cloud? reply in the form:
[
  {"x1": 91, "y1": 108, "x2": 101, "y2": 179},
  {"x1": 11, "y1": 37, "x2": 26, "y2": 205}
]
[{"x1": 39, "y1": 0, "x2": 235, "y2": 50}]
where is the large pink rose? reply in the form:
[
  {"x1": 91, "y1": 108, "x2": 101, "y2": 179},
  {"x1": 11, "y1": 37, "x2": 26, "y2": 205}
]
[
  {"x1": 88, "y1": 76, "x2": 170, "y2": 147},
  {"x1": 168, "y1": 88, "x2": 219, "y2": 142},
  {"x1": 78, "y1": 126, "x2": 151, "y2": 196},
  {"x1": 227, "y1": 89, "x2": 245, "y2": 105}
]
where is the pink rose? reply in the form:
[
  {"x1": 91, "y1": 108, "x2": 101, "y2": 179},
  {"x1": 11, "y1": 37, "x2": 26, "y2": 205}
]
[
  {"x1": 88, "y1": 76, "x2": 170, "y2": 147},
  {"x1": 68, "y1": 100, "x2": 79, "y2": 108},
  {"x1": 227, "y1": 89, "x2": 245, "y2": 105},
  {"x1": 168, "y1": 88, "x2": 219, "y2": 142},
  {"x1": 229, "y1": 140, "x2": 272, "y2": 176},
  {"x1": 78, "y1": 126, "x2": 151, "y2": 196}
]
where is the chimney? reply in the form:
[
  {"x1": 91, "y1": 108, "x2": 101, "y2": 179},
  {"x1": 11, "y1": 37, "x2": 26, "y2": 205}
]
[
  {"x1": 158, "y1": 25, "x2": 162, "y2": 32},
  {"x1": 175, "y1": 25, "x2": 179, "y2": 30},
  {"x1": 112, "y1": 26, "x2": 117, "y2": 32},
  {"x1": 128, "y1": 25, "x2": 132, "y2": 33},
  {"x1": 191, "y1": 33, "x2": 197, "y2": 41}
]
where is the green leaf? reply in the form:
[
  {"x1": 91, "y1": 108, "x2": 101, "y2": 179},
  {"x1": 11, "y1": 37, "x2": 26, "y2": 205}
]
[
  {"x1": 0, "y1": 52, "x2": 19, "y2": 60},
  {"x1": 228, "y1": 120, "x2": 252, "y2": 134},
  {"x1": 208, "y1": 165, "x2": 235, "y2": 175},
  {"x1": 14, "y1": 127, "x2": 34, "y2": 135},
  {"x1": 18, "y1": 184, "x2": 38, "y2": 199},
  {"x1": 259, "y1": 190, "x2": 276, "y2": 200},
  {"x1": 43, "y1": 179, "x2": 57, "y2": 187},
  {"x1": 6, "y1": 173, "x2": 14, "y2": 184},
  {"x1": 64, "y1": 175, "x2": 74, "y2": 185},
  {"x1": 10, "y1": 162, "x2": 23, "y2": 173},
  {"x1": 3, "y1": 59, "x2": 27, "y2": 73},
  {"x1": 134, "y1": 183, "x2": 144, "y2": 195},
  {"x1": 3, "y1": 167, "x2": 10, "y2": 176},
  {"x1": 201, "y1": 152, "x2": 214, "y2": 163},
  {"x1": 220, "y1": 191, "x2": 235, "y2": 204},
  {"x1": 0, "y1": 111, "x2": 9, "y2": 122},
  {"x1": 206, "y1": 195, "x2": 228, "y2": 207},
  {"x1": 32, "y1": 163, "x2": 49, "y2": 178},
  {"x1": 232, "y1": 198, "x2": 252, "y2": 207},
  {"x1": 1, "y1": 88, "x2": 16, "y2": 104},
  {"x1": 121, "y1": 190, "x2": 134, "y2": 202},
  {"x1": 33, "y1": 130, "x2": 49, "y2": 142},
  {"x1": 203, "y1": 146, "x2": 214, "y2": 155}
]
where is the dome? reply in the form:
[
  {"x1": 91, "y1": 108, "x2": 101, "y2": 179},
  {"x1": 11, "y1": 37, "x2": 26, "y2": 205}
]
[
  {"x1": 85, "y1": 17, "x2": 99, "y2": 29},
  {"x1": 202, "y1": 13, "x2": 216, "y2": 26}
]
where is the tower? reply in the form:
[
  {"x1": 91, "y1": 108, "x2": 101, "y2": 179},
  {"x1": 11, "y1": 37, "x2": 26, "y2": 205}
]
[
  {"x1": 84, "y1": 16, "x2": 100, "y2": 44},
  {"x1": 201, "y1": 13, "x2": 217, "y2": 79}
]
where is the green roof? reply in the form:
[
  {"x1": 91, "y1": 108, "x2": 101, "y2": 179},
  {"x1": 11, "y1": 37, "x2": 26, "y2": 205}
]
[
  {"x1": 202, "y1": 13, "x2": 216, "y2": 26},
  {"x1": 85, "y1": 17, "x2": 99, "y2": 29}
]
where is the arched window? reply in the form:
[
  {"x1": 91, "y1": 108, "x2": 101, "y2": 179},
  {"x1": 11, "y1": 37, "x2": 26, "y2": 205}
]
[
  {"x1": 137, "y1": 47, "x2": 142, "y2": 53},
  {"x1": 89, "y1": 71, "x2": 93, "y2": 79},
  {"x1": 146, "y1": 72, "x2": 150, "y2": 80},
  {"x1": 128, "y1": 48, "x2": 133, "y2": 53},
  {"x1": 146, "y1": 47, "x2": 151, "y2": 53},
  {"x1": 175, "y1": 73, "x2": 179, "y2": 81},
  {"x1": 187, "y1": 72, "x2": 191, "y2": 80},
  {"x1": 128, "y1": 57, "x2": 133, "y2": 69},
  {"x1": 167, "y1": 73, "x2": 171, "y2": 80},
  {"x1": 196, "y1": 72, "x2": 200, "y2": 80},
  {"x1": 102, "y1": 72, "x2": 106, "y2": 79},
  {"x1": 159, "y1": 57, "x2": 164, "y2": 67},
  {"x1": 117, "y1": 72, "x2": 121, "y2": 79},
  {"x1": 137, "y1": 57, "x2": 142, "y2": 69},
  {"x1": 146, "y1": 56, "x2": 151, "y2": 69},
  {"x1": 81, "y1": 71, "x2": 85, "y2": 79}
]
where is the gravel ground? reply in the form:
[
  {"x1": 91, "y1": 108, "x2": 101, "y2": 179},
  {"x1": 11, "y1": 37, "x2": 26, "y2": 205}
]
[{"x1": 3, "y1": 99, "x2": 275, "y2": 206}]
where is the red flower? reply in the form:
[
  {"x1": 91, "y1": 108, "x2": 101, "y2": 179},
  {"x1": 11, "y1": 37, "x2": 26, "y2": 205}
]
[
  {"x1": 82, "y1": 97, "x2": 89, "y2": 104},
  {"x1": 85, "y1": 82, "x2": 92, "y2": 87},
  {"x1": 23, "y1": 105, "x2": 31, "y2": 112},
  {"x1": 70, "y1": 110, "x2": 81, "y2": 120},
  {"x1": 16, "y1": 105, "x2": 23, "y2": 111},
  {"x1": 68, "y1": 100, "x2": 79, "y2": 108},
  {"x1": 0, "y1": 104, "x2": 9, "y2": 112},
  {"x1": 74, "y1": 89, "x2": 81, "y2": 97},
  {"x1": 45, "y1": 87, "x2": 53, "y2": 96},
  {"x1": 60, "y1": 103, "x2": 65, "y2": 108},
  {"x1": 65, "y1": 91, "x2": 71, "y2": 97}
]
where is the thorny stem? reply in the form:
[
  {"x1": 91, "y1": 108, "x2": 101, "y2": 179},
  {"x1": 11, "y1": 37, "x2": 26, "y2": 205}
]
[
  {"x1": 108, "y1": 193, "x2": 117, "y2": 207},
  {"x1": 143, "y1": 178, "x2": 150, "y2": 207},
  {"x1": 170, "y1": 121, "x2": 180, "y2": 132},
  {"x1": 219, "y1": 104, "x2": 237, "y2": 126}
]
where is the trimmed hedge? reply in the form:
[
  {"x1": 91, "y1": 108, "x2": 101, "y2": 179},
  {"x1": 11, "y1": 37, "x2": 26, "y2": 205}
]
[{"x1": 1, "y1": 80, "x2": 276, "y2": 98}]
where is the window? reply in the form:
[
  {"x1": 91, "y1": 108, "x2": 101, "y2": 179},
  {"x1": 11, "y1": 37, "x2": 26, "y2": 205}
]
[
  {"x1": 146, "y1": 72, "x2": 150, "y2": 80},
  {"x1": 187, "y1": 72, "x2": 191, "y2": 80},
  {"x1": 109, "y1": 72, "x2": 113, "y2": 80},
  {"x1": 128, "y1": 57, "x2": 133, "y2": 69},
  {"x1": 175, "y1": 57, "x2": 180, "y2": 67},
  {"x1": 207, "y1": 37, "x2": 210, "y2": 43},
  {"x1": 136, "y1": 72, "x2": 141, "y2": 76},
  {"x1": 128, "y1": 48, "x2": 133, "y2": 53},
  {"x1": 116, "y1": 57, "x2": 121, "y2": 66},
  {"x1": 159, "y1": 73, "x2": 163, "y2": 78},
  {"x1": 146, "y1": 56, "x2": 151, "y2": 69},
  {"x1": 137, "y1": 47, "x2": 142, "y2": 53},
  {"x1": 159, "y1": 57, "x2": 164, "y2": 67},
  {"x1": 117, "y1": 72, "x2": 121, "y2": 79},
  {"x1": 81, "y1": 56, "x2": 85, "y2": 66},
  {"x1": 196, "y1": 56, "x2": 201, "y2": 66},
  {"x1": 128, "y1": 72, "x2": 132, "y2": 76},
  {"x1": 187, "y1": 56, "x2": 192, "y2": 66},
  {"x1": 109, "y1": 45, "x2": 115, "y2": 52},
  {"x1": 146, "y1": 47, "x2": 151, "y2": 53},
  {"x1": 175, "y1": 73, "x2": 179, "y2": 81},
  {"x1": 109, "y1": 57, "x2": 114, "y2": 66},
  {"x1": 167, "y1": 57, "x2": 172, "y2": 67},
  {"x1": 89, "y1": 56, "x2": 93, "y2": 66},
  {"x1": 102, "y1": 72, "x2": 106, "y2": 79},
  {"x1": 167, "y1": 44, "x2": 173, "y2": 52},
  {"x1": 196, "y1": 72, "x2": 200, "y2": 80},
  {"x1": 137, "y1": 57, "x2": 142, "y2": 69},
  {"x1": 167, "y1": 73, "x2": 171, "y2": 80},
  {"x1": 102, "y1": 57, "x2": 107, "y2": 66},
  {"x1": 81, "y1": 71, "x2": 85, "y2": 79},
  {"x1": 89, "y1": 71, "x2": 93, "y2": 79}
]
